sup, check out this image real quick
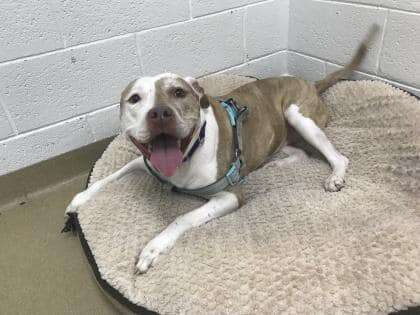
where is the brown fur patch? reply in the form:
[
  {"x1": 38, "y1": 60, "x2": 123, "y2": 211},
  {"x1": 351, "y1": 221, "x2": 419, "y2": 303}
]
[
  {"x1": 210, "y1": 25, "x2": 377, "y2": 178},
  {"x1": 214, "y1": 77, "x2": 325, "y2": 176},
  {"x1": 209, "y1": 98, "x2": 234, "y2": 179},
  {"x1": 154, "y1": 77, "x2": 201, "y2": 122}
]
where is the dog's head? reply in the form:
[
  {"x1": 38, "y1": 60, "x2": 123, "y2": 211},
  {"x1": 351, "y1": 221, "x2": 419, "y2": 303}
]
[{"x1": 120, "y1": 73, "x2": 209, "y2": 177}]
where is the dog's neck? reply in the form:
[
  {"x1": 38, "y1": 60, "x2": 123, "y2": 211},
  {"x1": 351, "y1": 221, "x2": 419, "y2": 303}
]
[
  {"x1": 181, "y1": 111, "x2": 207, "y2": 161},
  {"x1": 209, "y1": 97, "x2": 235, "y2": 179},
  {"x1": 158, "y1": 105, "x2": 221, "y2": 190}
]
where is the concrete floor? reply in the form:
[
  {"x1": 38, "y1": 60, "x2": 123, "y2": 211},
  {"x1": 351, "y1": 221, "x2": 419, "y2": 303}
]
[{"x1": 0, "y1": 173, "x2": 120, "y2": 315}]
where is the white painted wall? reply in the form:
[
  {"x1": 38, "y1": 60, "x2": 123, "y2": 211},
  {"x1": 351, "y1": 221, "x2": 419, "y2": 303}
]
[
  {"x1": 288, "y1": 0, "x2": 420, "y2": 97},
  {"x1": 0, "y1": 0, "x2": 288, "y2": 176},
  {"x1": 0, "y1": 0, "x2": 418, "y2": 176}
]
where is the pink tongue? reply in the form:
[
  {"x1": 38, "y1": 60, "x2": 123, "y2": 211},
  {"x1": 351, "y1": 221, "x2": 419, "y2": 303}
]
[{"x1": 150, "y1": 135, "x2": 183, "y2": 177}]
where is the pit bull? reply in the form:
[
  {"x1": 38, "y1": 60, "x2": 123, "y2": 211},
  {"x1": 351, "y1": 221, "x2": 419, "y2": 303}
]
[{"x1": 66, "y1": 25, "x2": 379, "y2": 273}]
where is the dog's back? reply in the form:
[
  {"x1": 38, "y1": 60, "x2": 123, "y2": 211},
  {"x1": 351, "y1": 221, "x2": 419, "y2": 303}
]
[{"x1": 217, "y1": 24, "x2": 380, "y2": 174}]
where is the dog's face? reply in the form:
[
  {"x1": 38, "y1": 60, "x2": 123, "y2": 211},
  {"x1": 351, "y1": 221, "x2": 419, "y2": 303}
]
[{"x1": 120, "y1": 73, "x2": 209, "y2": 176}]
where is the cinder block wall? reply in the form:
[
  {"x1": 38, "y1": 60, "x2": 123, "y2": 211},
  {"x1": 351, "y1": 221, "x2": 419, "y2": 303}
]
[
  {"x1": 1, "y1": 0, "x2": 419, "y2": 176},
  {"x1": 0, "y1": 0, "x2": 288, "y2": 176},
  {"x1": 288, "y1": 0, "x2": 420, "y2": 96}
]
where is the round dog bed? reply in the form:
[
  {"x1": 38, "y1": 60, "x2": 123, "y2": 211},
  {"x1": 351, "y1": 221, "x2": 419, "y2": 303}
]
[{"x1": 72, "y1": 74, "x2": 420, "y2": 314}]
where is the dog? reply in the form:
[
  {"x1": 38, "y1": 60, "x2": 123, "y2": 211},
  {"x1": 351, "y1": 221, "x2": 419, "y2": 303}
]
[{"x1": 66, "y1": 25, "x2": 379, "y2": 273}]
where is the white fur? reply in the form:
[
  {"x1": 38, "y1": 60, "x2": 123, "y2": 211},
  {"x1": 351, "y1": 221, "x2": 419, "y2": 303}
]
[
  {"x1": 65, "y1": 157, "x2": 146, "y2": 215},
  {"x1": 284, "y1": 104, "x2": 349, "y2": 191},
  {"x1": 136, "y1": 191, "x2": 238, "y2": 273},
  {"x1": 134, "y1": 101, "x2": 228, "y2": 273},
  {"x1": 121, "y1": 73, "x2": 194, "y2": 143},
  {"x1": 158, "y1": 106, "x2": 219, "y2": 189},
  {"x1": 66, "y1": 73, "x2": 239, "y2": 274},
  {"x1": 66, "y1": 83, "x2": 350, "y2": 274},
  {"x1": 121, "y1": 77, "x2": 156, "y2": 143}
]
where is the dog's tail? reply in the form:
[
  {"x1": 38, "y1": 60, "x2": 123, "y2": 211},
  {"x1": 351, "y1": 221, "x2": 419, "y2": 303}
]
[{"x1": 315, "y1": 24, "x2": 380, "y2": 94}]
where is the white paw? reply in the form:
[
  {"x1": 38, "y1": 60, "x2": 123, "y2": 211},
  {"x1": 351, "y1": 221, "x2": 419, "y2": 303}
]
[
  {"x1": 324, "y1": 155, "x2": 349, "y2": 192},
  {"x1": 324, "y1": 173, "x2": 345, "y2": 192},
  {"x1": 135, "y1": 235, "x2": 175, "y2": 274},
  {"x1": 65, "y1": 192, "x2": 88, "y2": 217}
]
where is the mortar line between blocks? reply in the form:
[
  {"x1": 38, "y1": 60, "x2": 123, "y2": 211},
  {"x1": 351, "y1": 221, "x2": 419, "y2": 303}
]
[
  {"x1": 315, "y1": 0, "x2": 420, "y2": 15},
  {"x1": 289, "y1": 50, "x2": 420, "y2": 93},
  {"x1": 0, "y1": 33, "x2": 138, "y2": 66},
  {"x1": 56, "y1": 22, "x2": 67, "y2": 49},
  {"x1": 81, "y1": 114, "x2": 97, "y2": 142},
  {"x1": 1, "y1": 48, "x2": 286, "y2": 143},
  {"x1": 0, "y1": 104, "x2": 120, "y2": 142},
  {"x1": 375, "y1": 9, "x2": 389, "y2": 75},
  {"x1": 192, "y1": 0, "x2": 274, "y2": 18},
  {"x1": 243, "y1": 9, "x2": 248, "y2": 62},
  {"x1": 188, "y1": 0, "x2": 193, "y2": 19},
  {"x1": 0, "y1": 1, "x2": 275, "y2": 67},
  {"x1": 0, "y1": 96, "x2": 18, "y2": 135},
  {"x1": 326, "y1": 59, "x2": 420, "y2": 94},
  {"x1": 134, "y1": 35, "x2": 145, "y2": 75},
  {"x1": 288, "y1": 50, "x2": 328, "y2": 64},
  {"x1": 315, "y1": 0, "x2": 385, "y2": 10},
  {"x1": 285, "y1": 0, "x2": 291, "y2": 47},
  {"x1": 3, "y1": 47, "x2": 286, "y2": 140},
  {"x1": 289, "y1": 50, "x2": 377, "y2": 77},
  {"x1": 138, "y1": 2, "x2": 266, "y2": 34},
  {"x1": 200, "y1": 49, "x2": 288, "y2": 78},
  {"x1": 1, "y1": 48, "x2": 285, "y2": 141},
  {"x1": 53, "y1": 1, "x2": 68, "y2": 49},
  {"x1": 0, "y1": 0, "x2": 417, "y2": 67}
]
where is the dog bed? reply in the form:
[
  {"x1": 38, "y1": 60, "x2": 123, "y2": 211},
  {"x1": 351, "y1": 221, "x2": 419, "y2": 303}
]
[{"x1": 71, "y1": 74, "x2": 420, "y2": 314}]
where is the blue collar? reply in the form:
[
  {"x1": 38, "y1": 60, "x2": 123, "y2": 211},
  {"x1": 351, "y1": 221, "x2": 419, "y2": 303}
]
[{"x1": 143, "y1": 98, "x2": 248, "y2": 199}]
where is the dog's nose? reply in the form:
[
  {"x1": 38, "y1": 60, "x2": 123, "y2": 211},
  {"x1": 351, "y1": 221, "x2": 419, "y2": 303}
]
[{"x1": 147, "y1": 105, "x2": 174, "y2": 123}]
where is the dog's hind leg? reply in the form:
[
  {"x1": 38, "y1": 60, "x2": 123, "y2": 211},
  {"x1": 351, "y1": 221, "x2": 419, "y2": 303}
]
[{"x1": 285, "y1": 104, "x2": 349, "y2": 192}]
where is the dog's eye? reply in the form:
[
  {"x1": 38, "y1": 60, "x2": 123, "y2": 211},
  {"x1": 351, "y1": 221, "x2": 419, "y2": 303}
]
[
  {"x1": 128, "y1": 94, "x2": 141, "y2": 104},
  {"x1": 173, "y1": 88, "x2": 186, "y2": 98}
]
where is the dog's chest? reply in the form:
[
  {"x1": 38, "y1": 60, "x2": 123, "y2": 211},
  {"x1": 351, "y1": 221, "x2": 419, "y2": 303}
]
[
  {"x1": 169, "y1": 157, "x2": 217, "y2": 189},
  {"x1": 166, "y1": 107, "x2": 219, "y2": 190}
]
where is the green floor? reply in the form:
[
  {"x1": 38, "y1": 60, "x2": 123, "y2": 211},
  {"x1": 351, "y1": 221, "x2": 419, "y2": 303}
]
[{"x1": 0, "y1": 173, "x2": 120, "y2": 315}]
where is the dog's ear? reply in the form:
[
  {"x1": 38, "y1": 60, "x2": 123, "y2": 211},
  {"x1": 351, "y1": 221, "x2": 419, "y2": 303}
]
[{"x1": 185, "y1": 76, "x2": 210, "y2": 108}]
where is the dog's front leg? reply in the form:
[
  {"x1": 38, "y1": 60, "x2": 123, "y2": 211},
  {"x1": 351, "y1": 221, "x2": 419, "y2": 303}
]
[
  {"x1": 65, "y1": 157, "x2": 146, "y2": 216},
  {"x1": 136, "y1": 191, "x2": 239, "y2": 274}
]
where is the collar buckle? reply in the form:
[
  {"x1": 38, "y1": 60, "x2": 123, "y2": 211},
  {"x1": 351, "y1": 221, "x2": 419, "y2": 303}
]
[{"x1": 225, "y1": 159, "x2": 244, "y2": 186}]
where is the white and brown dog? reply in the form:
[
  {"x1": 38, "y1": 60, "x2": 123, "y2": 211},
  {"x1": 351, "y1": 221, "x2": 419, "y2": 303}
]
[{"x1": 66, "y1": 25, "x2": 378, "y2": 273}]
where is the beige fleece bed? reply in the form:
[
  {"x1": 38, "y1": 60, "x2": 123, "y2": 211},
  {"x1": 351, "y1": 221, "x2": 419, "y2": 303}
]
[{"x1": 72, "y1": 74, "x2": 420, "y2": 314}]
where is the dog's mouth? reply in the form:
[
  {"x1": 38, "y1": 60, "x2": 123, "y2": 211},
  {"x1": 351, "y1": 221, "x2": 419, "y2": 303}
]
[{"x1": 130, "y1": 131, "x2": 194, "y2": 177}]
